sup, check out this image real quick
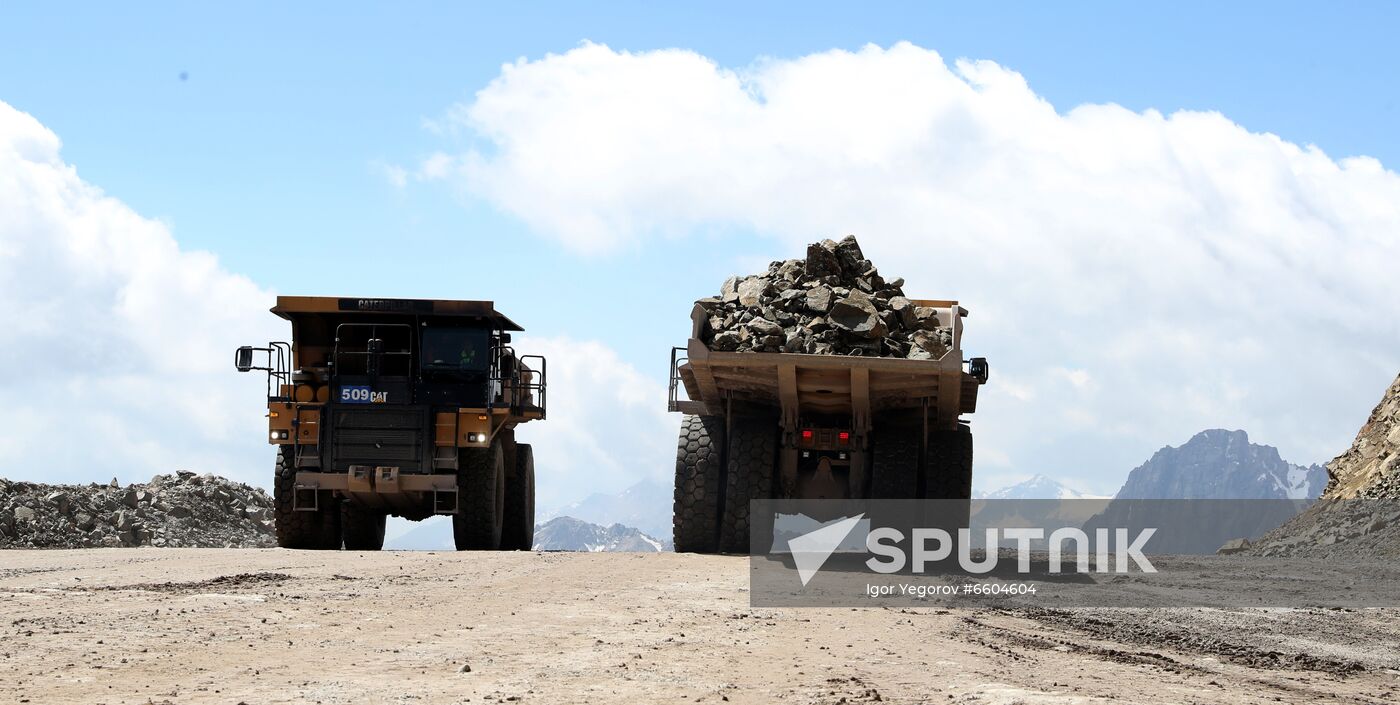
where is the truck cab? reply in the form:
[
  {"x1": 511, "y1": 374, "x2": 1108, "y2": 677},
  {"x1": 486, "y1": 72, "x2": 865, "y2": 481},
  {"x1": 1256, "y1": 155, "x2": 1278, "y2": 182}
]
[{"x1": 236, "y1": 296, "x2": 545, "y2": 551}]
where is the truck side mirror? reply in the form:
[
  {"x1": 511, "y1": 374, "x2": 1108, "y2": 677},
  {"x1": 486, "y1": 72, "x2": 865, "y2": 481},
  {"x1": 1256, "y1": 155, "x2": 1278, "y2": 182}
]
[
  {"x1": 235, "y1": 346, "x2": 255, "y2": 372},
  {"x1": 969, "y1": 357, "x2": 990, "y2": 385},
  {"x1": 499, "y1": 333, "x2": 511, "y2": 344}
]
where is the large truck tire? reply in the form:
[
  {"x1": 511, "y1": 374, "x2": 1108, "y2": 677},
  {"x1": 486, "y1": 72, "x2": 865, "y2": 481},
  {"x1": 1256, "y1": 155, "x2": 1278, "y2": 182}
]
[
  {"x1": 673, "y1": 414, "x2": 725, "y2": 554},
  {"x1": 871, "y1": 412, "x2": 921, "y2": 499},
  {"x1": 454, "y1": 441, "x2": 506, "y2": 550},
  {"x1": 500, "y1": 443, "x2": 536, "y2": 551},
  {"x1": 926, "y1": 424, "x2": 973, "y2": 499},
  {"x1": 926, "y1": 424, "x2": 974, "y2": 536},
  {"x1": 719, "y1": 416, "x2": 777, "y2": 554},
  {"x1": 273, "y1": 446, "x2": 341, "y2": 550},
  {"x1": 341, "y1": 503, "x2": 386, "y2": 551}
]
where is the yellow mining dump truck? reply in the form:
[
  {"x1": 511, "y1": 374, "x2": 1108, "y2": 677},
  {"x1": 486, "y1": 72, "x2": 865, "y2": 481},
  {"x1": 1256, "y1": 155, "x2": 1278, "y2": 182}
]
[
  {"x1": 236, "y1": 297, "x2": 545, "y2": 551},
  {"x1": 668, "y1": 302, "x2": 988, "y2": 553}
]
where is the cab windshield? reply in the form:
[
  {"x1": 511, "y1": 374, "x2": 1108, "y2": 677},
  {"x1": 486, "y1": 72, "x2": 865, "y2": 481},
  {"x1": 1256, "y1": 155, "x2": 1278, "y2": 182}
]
[{"x1": 421, "y1": 327, "x2": 490, "y2": 374}]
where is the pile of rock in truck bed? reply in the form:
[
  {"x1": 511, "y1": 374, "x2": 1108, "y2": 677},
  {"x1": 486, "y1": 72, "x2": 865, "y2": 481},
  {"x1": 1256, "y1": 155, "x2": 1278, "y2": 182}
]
[
  {"x1": 0, "y1": 472, "x2": 275, "y2": 549},
  {"x1": 697, "y1": 235, "x2": 954, "y2": 358}
]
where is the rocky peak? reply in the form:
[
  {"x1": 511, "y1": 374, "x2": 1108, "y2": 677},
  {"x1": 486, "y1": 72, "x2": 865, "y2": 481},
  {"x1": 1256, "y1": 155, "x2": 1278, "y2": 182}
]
[{"x1": 1114, "y1": 429, "x2": 1326, "y2": 500}]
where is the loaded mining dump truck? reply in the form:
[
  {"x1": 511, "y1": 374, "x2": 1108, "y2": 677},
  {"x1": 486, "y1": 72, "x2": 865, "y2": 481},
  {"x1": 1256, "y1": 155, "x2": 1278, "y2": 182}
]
[
  {"x1": 668, "y1": 237, "x2": 988, "y2": 553},
  {"x1": 236, "y1": 297, "x2": 545, "y2": 551}
]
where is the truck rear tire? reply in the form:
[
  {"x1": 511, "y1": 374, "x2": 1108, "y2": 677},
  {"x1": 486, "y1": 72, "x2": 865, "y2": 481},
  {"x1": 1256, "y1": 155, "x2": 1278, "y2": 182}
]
[
  {"x1": 341, "y1": 504, "x2": 386, "y2": 551},
  {"x1": 454, "y1": 441, "x2": 506, "y2": 550},
  {"x1": 926, "y1": 425, "x2": 973, "y2": 500},
  {"x1": 926, "y1": 425, "x2": 974, "y2": 535},
  {"x1": 673, "y1": 415, "x2": 725, "y2": 554},
  {"x1": 871, "y1": 412, "x2": 921, "y2": 499},
  {"x1": 500, "y1": 443, "x2": 536, "y2": 550},
  {"x1": 273, "y1": 446, "x2": 341, "y2": 550},
  {"x1": 719, "y1": 416, "x2": 777, "y2": 554}
]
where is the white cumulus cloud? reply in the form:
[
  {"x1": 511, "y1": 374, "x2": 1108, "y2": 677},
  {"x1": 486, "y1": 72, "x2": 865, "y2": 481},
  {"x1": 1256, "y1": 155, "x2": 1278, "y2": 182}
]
[
  {"x1": 428, "y1": 42, "x2": 1400, "y2": 479},
  {"x1": 512, "y1": 335, "x2": 677, "y2": 510},
  {"x1": 0, "y1": 101, "x2": 280, "y2": 486},
  {"x1": 0, "y1": 101, "x2": 680, "y2": 512}
]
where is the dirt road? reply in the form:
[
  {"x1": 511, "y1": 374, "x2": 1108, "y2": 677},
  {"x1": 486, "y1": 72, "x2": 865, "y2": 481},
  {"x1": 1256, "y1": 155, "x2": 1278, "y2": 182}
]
[{"x1": 2, "y1": 549, "x2": 1397, "y2": 704}]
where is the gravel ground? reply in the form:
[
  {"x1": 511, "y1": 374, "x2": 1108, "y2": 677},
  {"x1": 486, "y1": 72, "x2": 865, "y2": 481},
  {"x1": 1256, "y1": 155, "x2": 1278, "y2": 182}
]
[{"x1": 2, "y1": 550, "x2": 1398, "y2": 704}]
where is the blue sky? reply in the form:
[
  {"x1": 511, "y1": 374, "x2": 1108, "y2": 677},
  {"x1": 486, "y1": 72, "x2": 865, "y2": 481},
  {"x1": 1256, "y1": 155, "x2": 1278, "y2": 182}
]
[
  {"x1": 4, "y1": 4, "x2": 1398, "y2": 358},
  {"x1": 2, "y1": 2, "x2": 1398, "y2": 501}
]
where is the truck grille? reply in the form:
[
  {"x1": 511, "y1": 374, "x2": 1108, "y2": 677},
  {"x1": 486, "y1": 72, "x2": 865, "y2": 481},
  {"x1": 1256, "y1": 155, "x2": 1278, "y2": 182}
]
[{"x1": 330, "y1": 407, "x2": 427, "y2": 473}]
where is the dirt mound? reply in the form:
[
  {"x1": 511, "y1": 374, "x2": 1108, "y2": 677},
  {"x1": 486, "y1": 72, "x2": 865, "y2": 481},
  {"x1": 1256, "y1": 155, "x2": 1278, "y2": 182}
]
[
  {"x1": 696, "y1": 235, "x2": 954, "y2": 358},
  {"x1": 0, "y1": 471, "x2": 274, "y2": 548},
  {"x1": 1247, "y1": 372, "x2": 1400, "y2": 557}
]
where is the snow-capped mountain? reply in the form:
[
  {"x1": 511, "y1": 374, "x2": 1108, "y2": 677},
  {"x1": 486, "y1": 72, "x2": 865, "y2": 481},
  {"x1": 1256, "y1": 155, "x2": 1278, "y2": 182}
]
[
  {"x1": 382, "y1": 515, "x2": 670, "y2": 551},
  {"x1": 1113, "y1": 429, "x2": 1326, "y2": 500},
  {"x1": 976, "y1": 474, "x2": 1107, "y2": 500},
  {"x1": 1081, "y1": 429, "x2": 1327, "y2": 554},
  {"x1": 533, "y1": 516, "x2": 669, "y2": 552},
  {"x1": 541, "y1": 479, "x2": 672, "y2": 540}
]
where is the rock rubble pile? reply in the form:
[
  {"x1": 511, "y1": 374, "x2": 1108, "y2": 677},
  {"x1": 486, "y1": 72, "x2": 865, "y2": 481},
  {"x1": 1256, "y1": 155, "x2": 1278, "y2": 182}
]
[
  {"x1": 0, "y1": 472, "x2": 275, "y2": 549},
  {"x1": 1246, "y1": 373, "x2": 1400, "y2": 558},
  {"x1": 697, "y1": 235, "x2": 953, "y2": 358}
]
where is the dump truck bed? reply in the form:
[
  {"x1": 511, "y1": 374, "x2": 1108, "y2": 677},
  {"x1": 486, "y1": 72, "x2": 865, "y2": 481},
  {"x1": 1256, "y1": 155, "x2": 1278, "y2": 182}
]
[{"x1": 671, "y1": 300, "x2": 979, "y2": 430}]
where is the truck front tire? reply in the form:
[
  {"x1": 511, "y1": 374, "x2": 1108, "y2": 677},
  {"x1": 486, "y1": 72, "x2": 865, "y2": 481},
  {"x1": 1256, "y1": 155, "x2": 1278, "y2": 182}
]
[
  {"x1": 500, "y1": 443, "x2": 536, "y2": 551},
  {"x1": 454, "y1": 442, "x2": 506, "y2": 550},
  {"x1": 673, "y1": 415, "x2": 725, "y2": 554},
  {"x1": 273, "y1": 446, "x2": 341, "y2": 550}
]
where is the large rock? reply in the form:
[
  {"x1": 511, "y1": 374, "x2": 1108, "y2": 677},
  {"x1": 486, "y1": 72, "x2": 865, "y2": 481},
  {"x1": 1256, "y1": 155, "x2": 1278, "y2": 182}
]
[
  {"x1": 805, "y1": 241, "x2": 842, "y2": 278},
  {"x1": 828, "y1": 291, "x2": 887, "y2": 339},
  {"x1": 907, "y1": 330, "x2": 948, "y2": 360},
  {"x1": 737, "y1": 277, "x2": 768, "y2": 307}
]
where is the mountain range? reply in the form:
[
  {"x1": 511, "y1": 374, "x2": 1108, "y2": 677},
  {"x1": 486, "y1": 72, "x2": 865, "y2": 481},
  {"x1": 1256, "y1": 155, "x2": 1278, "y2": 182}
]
[
  {"x1": 540, "y1": 479, "x2": 672, "y2": 540},
  {"x1": 382, "y1": 514, "x2": 669, "y2": 552},
  {"x1": 534, "y1": 516, "x2": 669, "y2": 552},
  {"x1": 1084, "y1": 429, "x2": 1325, "y2": 553},
  {"x1": 1112, "y1": 429, "x2": 1326, "y2": 500}
]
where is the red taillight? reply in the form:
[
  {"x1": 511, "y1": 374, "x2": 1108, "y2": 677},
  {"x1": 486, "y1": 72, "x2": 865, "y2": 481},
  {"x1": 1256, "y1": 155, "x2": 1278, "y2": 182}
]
[
  {"x1": 801, "y1": 429, "x2": 814, "y2": 441},
  {"x1": 838, "y1": 431, "x2": 850, "y2": 444}
]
